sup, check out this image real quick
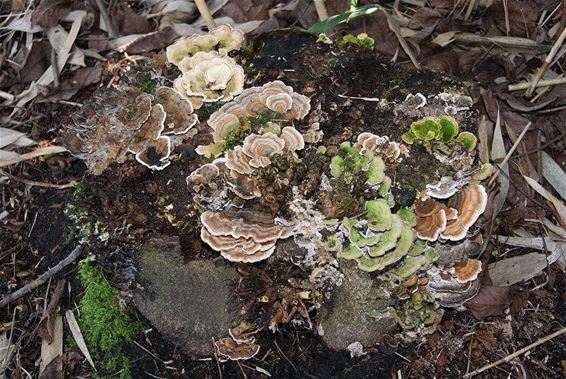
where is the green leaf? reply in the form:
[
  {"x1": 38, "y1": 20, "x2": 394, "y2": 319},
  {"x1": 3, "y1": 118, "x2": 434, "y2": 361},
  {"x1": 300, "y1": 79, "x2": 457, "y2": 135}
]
[{"x1": 308, "y1": 4, "x2": 385, "y2": 34}]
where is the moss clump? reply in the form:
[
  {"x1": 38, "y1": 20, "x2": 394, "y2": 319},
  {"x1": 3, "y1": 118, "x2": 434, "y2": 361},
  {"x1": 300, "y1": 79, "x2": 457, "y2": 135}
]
[{"x1": 78, "y1": 260, "x2": 140, "y2": 378}]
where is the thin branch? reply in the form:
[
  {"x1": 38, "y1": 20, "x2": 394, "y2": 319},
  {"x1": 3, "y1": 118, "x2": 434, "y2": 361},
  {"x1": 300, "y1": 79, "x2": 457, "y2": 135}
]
[
  {"x1": 0, "y1": 246, "x2": 82, "y2": 309},
  {"x1": 526, "y1": 25, "x2": 566, "y2": 96},
  {"x1": 313, "y1": 0, "x2": 329, "y2": 21},
  {"x1": 463, "y1": 326, "x2": 566, "y2": 378}
]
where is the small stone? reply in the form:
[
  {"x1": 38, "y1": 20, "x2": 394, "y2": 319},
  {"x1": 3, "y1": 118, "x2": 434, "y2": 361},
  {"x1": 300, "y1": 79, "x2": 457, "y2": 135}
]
[
  {"x1": 320, "y1": 263, "x2": 396, "y2": 350},
  {"x1": 134, "y1": 236, "x2": 238, "y2": 355}
]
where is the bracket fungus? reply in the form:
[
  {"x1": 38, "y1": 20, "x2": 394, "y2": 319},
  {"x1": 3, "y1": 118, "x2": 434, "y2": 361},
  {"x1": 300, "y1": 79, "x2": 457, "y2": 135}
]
[
  {"x1": 174, "y1": 52, "x2": 245, "y2": 106},
  {"x1": 197, "y1": 80, "x2": 311, "y2": 158},
  {"x1": 416, "y1": 184, "x2": 487, "y2": 242},
  {"x1": 200, "y1": 210, "x2": 293, "y2": 262},
  {"x1": 166, "y1": 24, "x2": 244, "y2": 65},
  {"x1": 214, "y1": 337, "x2": 260, "y2": 362},
  {"x1": 454, "y1": 258, "x2": 482, "y2": 283},
  {"x1": 440, "y1": 184, "x2": 487, "y2": 241},
  {"x1": 65, "y1": 87, "x2": 197, "y2": 174}
]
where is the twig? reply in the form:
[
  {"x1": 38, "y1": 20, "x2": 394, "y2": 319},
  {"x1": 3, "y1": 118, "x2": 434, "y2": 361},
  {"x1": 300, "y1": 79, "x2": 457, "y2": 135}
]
[
  {"x1": 508, "y1": 76, "x2": 566, "y2": 91},
  {"x1": 1, "y1": 174, "x2": 78, "y2": 189},
  {"x1": 273, "y1": 339, "x2": 297, "y2": 372},
  {"x1": 212, "y1": 337, "x2": 223, "y2": 379},
  {"x1": 50, "y1": 47, "x2": 59, "y2": 89},
  {"x1": 0, "y1": 246, "x2": 82, "y2": 309},
  {"x1": 313, "y1": 0, "x2": 329, "y2": 21},
  {"x1": 94, "y1": 0, "x2": 117, "y2": 38},
  {"x1": 463, "y1": 326, "x2": 566, "y2": 378},
  {"x1": 488, "y1": 122, "x2": 531, "y2": 186},
  {"x1": 526, "y1": 25, "x2": 566, "y2": 96},
  {"x1": 195, "y1": 0, "x2": 216, "y2": 31}
]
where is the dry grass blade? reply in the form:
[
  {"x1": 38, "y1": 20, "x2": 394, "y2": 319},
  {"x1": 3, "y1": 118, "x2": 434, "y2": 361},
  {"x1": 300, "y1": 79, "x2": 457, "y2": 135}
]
[
  {"x1": 453, "y1": 33, "x2": 548, "y2": 53},
  {"x1": 508, "y1": 76, "x2": 566, "y2": 91},
  {"x1": 65, "y1": 310, "x2": 96, "y2": 370},
  {"x1": 524, "y1": 176, "x2": 566, "y2": 228}
]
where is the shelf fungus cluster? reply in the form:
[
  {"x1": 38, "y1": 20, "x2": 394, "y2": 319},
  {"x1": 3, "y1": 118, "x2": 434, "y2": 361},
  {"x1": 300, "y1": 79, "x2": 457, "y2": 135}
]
[
  {"x1": 65, "y1": 86, "x2": 198, "y2": 174},
  {"x1": 196, "y1": 80, "x2": 311, "y2": 158},
  {"x1": 200, "y1": 210, "x2": 293, "y2": 262},
  {"x1": 67, "y1": 26, "x2": 493, "y2": 348},
  {"x1": 324, "y1": 140, "x2": 438, "y2": 283},
  {"x1": 167, "y1": 25, "x2": 245, "y2": 109}
]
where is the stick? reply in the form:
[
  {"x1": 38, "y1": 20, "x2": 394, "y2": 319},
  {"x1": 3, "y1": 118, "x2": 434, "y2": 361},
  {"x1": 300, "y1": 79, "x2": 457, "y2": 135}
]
[
  {"x1": 463, "y1": 326, "x2": 566, "y2": 378},
  {"x1": 488, "y1": 121, "x2": 531, "y2": 186},
  {"x1": 0, "y1": 246, "x2": 82, "y2": 309},
  {"x1": 195, "y1": 0, "x2": 216, "y2": 31},
  {"x1": 526, "y1": 25, "x2": 566, "y2": 96},
  {"x1": 508, "y1": 76, "x2": 566, "y2": 91},
  {"x1": 313, "y1": 0, "x2": 329, "y2": 21},
  {"x1": 94, "y1": 0, "x2": 118, "y2": 38}
]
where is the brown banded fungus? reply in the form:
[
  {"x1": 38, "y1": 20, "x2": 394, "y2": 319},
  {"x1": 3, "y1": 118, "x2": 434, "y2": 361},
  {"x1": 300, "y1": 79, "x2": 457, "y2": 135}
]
[
  {"x1": 200, "y1": 210, "x2": 293, "y2": 262},
  {"x1": 214, "y1": 337, "x2": 260, "y2": 362},
  {"x1": 197, "y1": 80, "x2": 311, "y2": 158},
  {"x1": 354, "y1": 132, "x2": 401, "y2": 162},
  {"x1": 440, "y1": 184, "x2": 487, "y2": 241},
  {"x1": 454, "y1": 258, "x2": 482, "y2": 283},
  {"x1": 65, "y1": 87, "x2": 197, "y2": 174}
]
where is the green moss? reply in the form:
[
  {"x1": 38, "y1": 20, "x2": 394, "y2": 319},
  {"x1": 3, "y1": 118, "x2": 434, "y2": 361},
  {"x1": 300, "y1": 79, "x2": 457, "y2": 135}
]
[
  {"x1": 78, "y1": 260, "x2": 140, "y2": 378},
  {"x1": 143, "y1": 79, "x2": 157, "y2": 93}
]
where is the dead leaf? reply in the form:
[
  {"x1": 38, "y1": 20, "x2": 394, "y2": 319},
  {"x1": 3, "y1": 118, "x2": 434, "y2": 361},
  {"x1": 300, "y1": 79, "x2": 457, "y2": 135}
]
[
  {"x1": 495, "y1": 236, "x2": 566, "y2": 265},
  {"x1": 490, "y1": 110, "x2": 509, "y2": 220},
  {"x1": 541, "y1": 151, "x2": 566, "y2": 201},
  {"x1": 465, "y1": 285, "x2": 527, "y2": 320},
  {"x1": 38, "y1": 280, "x2": 65, "y2": 344},
  {"x1": 488, "y1": 253, "x2": 548, "y2": 286},
  {"x1": 0, "y1": 145, "x2": 67, "y2": 168},
  {"x1": 32, "y1": 0, "x2": 72, "y2": 28},
  {"x1": 18, "y1": 41, "x2": 52, "y2": 84},
  {"x1": 42, "y1": 64, "x2": 102, "y2": 101},
  {"x1": 0, "y1": 332, "x2": 16, "y2": 375},
  {"x1": 524, "y1": 175, "x2": 566, "y2": 227},
  {"x1": 0, "y1": 127, "x2": 35, "y2": 149},
  {"x1": 65, "y1": 310, "x2": 96, "y2": 370},
  {"x1": 39, "y1": 314, "x2": 63, "y2": 376},
  {"x1": 111, "y1": 2, "x2": 154, "y2": 35}
]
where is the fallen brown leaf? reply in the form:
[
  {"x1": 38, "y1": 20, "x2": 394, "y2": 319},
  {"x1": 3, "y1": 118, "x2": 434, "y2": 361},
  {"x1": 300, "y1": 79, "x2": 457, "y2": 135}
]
[
  {"x1": 465, "y1": 285, "x2": 527, "y2": 320},
  {"x1": 31, "y1": 0, "x2": 72, "y2": 28},
  {"x1": 42, "y1": 63, "x2": 103, "y2": 101}
]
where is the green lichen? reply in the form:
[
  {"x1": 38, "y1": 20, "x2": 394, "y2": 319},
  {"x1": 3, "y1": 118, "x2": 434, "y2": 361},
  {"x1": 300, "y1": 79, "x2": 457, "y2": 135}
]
[
  {"x1": 403, "y1": 116, "x2": 477, "y2": 154},
  {"x1": 456, "y1": 131, "x2": 477, "y2": 151},
  {"x1": 78, "y1": 260, "x2": 140, "y2": 378}
]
